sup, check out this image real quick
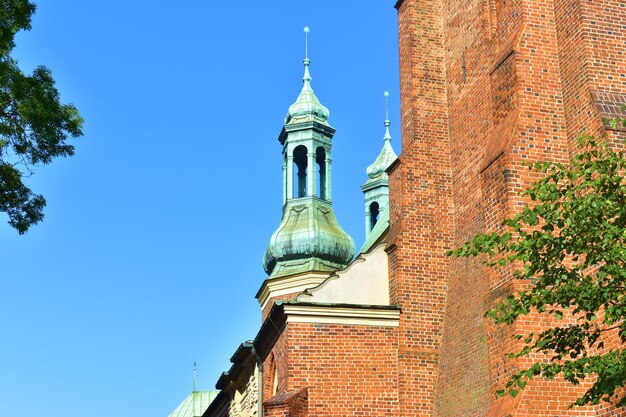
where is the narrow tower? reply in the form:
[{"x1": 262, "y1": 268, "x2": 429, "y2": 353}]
[
  {"x1": 361, "y1": 91, "x2": 397, "y2": 237},
  {"x1": 263, "y1": 28, "x2": 355, "y2": 285}
]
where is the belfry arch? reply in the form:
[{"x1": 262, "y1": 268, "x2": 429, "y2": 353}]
[{"x1": 293, "y1": 145, "x2": 308, "y2": 198}]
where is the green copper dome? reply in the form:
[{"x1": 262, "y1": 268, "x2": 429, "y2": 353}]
[
  {"x1": 285, "y1": 59, "x2": 330, "y2": 126},
  {"x1": 264, "y1": 53, "x2": 354, "y2": 279},
  {"x1": 264, "y1": 198, "x2": 355, "y2": 278},
  {"x1": 365, "y1": 119, "x2": 397, "y2": 184}
]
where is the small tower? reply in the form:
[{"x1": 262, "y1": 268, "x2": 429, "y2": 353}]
[
  {"x1": 263, "y1": 28, "x2": 355, "y2": 282},
  {"x1": 361, "y1": 91, "x2": 397, "y2": 237}
]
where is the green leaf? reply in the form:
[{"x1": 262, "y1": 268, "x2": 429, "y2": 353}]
[{"x1": 0, "y1": 1, "x2": 83, "y2": 233}]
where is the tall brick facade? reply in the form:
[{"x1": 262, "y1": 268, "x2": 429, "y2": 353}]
[{"x1": 392, "y1": 0, "x2": 626, "y2": 416}]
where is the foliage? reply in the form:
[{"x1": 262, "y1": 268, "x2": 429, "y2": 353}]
[
  {"x1": 448, "y1": 121, "x2": 626, "y2": 408},
  {"x1": 0, "y1": 0, "x2": 83, "y2": 233}
]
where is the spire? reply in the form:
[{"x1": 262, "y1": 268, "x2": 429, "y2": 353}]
[
  {"x1": 193, "y1": 361, "x2": 197, "y2": 391},
  {"x1": 303, "y1": 26, "x2": 312, "y2": 84},
  {"x1": 361, "y1": 91, "x2": 398, "y2": 237},
  {"x1": 303, "y1": 59, "x2": 311, "y2": 85},
  {"x1": 304, "y1": 26, "x2": 310, "y2": 60},
  {"x1": 384, "y1": 91, "x2": 392, "y2": 142},
  {"x1": 285, "y1": 26, "x2": 330, "y2": 125},
  {"x1": 264, "y1": 30, "x2": 355, "y2": 279},
  {"x1": 384, "y1": 90, "x2": 389, "y2": 120},
  {"x1": 365, "y1": 92, "x2": 398, "y2": 183}
]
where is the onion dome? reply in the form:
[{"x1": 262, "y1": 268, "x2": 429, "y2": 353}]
[
  {"x1": 264, "y1": 28, "x2": 355, "y2": 280},
  {"x1": 263, "y1": 199, "x2": 355, "y2": 279},
  {"x1": 284, "y1": 59, "x2": 330, "y2": 125}
]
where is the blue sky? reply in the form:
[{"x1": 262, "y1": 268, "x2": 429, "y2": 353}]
[{"x1": 0, "y1": 2, "x2": 400, "y2": 416}]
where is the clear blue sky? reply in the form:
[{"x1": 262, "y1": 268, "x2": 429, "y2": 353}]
[{"x1": 0, "y1": 2, "x2": 400, "y2": 416}]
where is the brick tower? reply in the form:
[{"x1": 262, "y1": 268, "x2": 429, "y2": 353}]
[{"x1": 391, "y1": 0, "x2": 626, "y2": 416}]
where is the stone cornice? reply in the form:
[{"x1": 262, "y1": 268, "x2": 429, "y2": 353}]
[
  {"x1": 282, "y1": 303, "x2": 401, "y2": 327},
  {"x1": 278, "y1": 122, "x2": 337, "y2": 145},
  {"x1": 360, "y1": 178, "x2": 389, "y2": 192},
  {"x1": 256, "y1": 272, "x2": 330, "y2": 310},
  {"x1": 252, "y1": 302, "x2": 401, "y2": 361}
]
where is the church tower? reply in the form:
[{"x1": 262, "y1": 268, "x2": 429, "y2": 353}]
[
  {"x1": 260, "y1": 29, "x2": 355, "y2": 313},
  {"x1": 361, "y1": 91, "x2": 397, "y2": 238}
]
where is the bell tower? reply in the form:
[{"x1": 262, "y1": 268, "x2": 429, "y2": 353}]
[
  {"x1": 259, "y1": 28, "x2": 355, "y2": 313},
  {"x1": 361, "y1": 91, "x2": 397, "y2": 237}
]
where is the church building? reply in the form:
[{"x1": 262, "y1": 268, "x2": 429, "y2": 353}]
[
  {"x1": 169, "y1": 0, "x2": 626, "y2": 415},
  {"x1": 201, "y1": 32, "x2": 401, "y2": 417}
]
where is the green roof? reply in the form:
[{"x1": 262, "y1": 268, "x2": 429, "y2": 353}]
[
  {"x1": 285, "y1": 58, "x2": 330, "y2": 126},
  {"x1": 264, "y1": 198, "x2": 355, "y2": 278},
  {"x1": 168, "y1": 391, "x2": 220, "y2": 417},
  {"x1": 364, "y1": 120, "x2": 397, "y2": 186}
]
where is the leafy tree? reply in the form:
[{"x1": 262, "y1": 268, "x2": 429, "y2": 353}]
[
  {"x1": 448, "y1": 117, "x2": 626, "y2": 408},
  {"x1": 0, "y1": 0, "x2": 83, "y2": 234}
]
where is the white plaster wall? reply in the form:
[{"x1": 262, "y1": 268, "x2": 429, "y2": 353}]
[{"x1": 297, "y1": 243, "x2": 389, "y2": 305}]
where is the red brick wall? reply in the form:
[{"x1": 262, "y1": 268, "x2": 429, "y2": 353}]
[
  {"x1": 263, "y1": 322, "x2": 399, "y2": 417},
  {"x1": 553, "y1": 0, "x2": 626, "y2": 151},
  {"x1": 392, "y1": 1, "x2": 454, "y2": 416},
  {"x1": 264, "y1": 388, "x2": 308, "y2": 417},
  {"x1": 393, "y1": 0, "x2": 626, "y2": 416},
  {"x1": 261, "y1": 293, "x2": 301, "y2": 322}
]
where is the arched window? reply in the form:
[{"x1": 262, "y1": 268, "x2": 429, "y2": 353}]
[
  {"x1": 316, "y1": 147, "x2": 326, "y2": 199},
  {"x1": 273, "y1": 364, "x2": 279, "y2": 396},
  {"x1": 369, "y1": 201, "x2": 380, "y2": 231},
  {"x1": 293, "y1": 145, "x2": 308, "y2": 198},
  {"x1": 265, "y1": 353, "x2": 279, "y2": 399}
]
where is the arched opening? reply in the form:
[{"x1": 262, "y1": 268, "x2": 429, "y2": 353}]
[
  {"x1": 293, "y1": 145, "x2": 308, "y2": 198},
  {"x1": 316, "y1": 147, "x2": 326, "y2": 199},
  {"x1": 273, "y1": 365, "x2": 279, "y2": 396},
  {"x1": 369, "y1": 201, "x2": 380, "y2": 231},
  {"x1": 265, "y1": 353, "x2": 278, "y2": 400}
]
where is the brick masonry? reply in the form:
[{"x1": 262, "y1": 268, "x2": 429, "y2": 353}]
[
  {"x1": 392, "y1": 0, "x2": 626, "y2": 416},
  {"x1": 264, "y1": 322, "x2": 399, "y2": 417}
]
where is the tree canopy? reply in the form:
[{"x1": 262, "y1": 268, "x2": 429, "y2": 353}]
[
  {"x1": 0, "y1": 0, "x2": 83, "y2": 233},
  {"x1": 449, "y1": 121, "x2": 626, "y2": 408}
]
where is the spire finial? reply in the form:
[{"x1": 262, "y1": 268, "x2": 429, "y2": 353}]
[
  {"x1": 302, "y1": 26, "x2": 311, "y2": 83},
  {"x1": 383, "y1": 91, "x2": 391, "y2": 141},
  {"x1": 193, "y1": 361, "x2": 197, "y2": 391},
  {"x1": 304, "y1": 26, "x2": 310, "y2": 60},
  {"x1": 384, "y1": 91, "x2": 390, "y2": 123}
]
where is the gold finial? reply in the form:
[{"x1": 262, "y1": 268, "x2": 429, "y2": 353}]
[{"x1": 304, "y1": 26, "x2": 310, "y2": 60}]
